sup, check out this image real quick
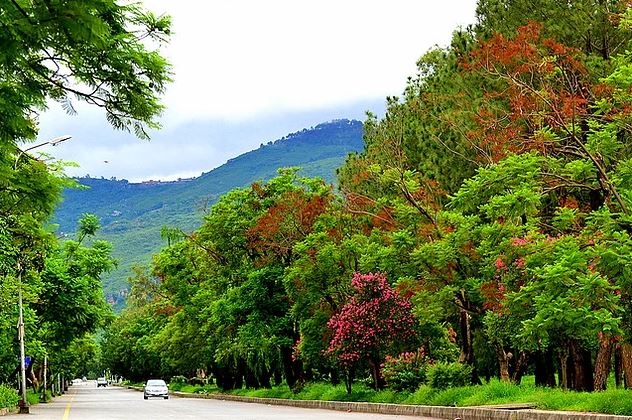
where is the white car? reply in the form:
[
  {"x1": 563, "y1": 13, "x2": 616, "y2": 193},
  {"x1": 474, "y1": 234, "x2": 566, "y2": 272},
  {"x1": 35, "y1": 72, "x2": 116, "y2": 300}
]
[
  {"x1": 143, "y1": 379, "x2": 169, "y2": 399},
  {"x1": 96, "y1": 377, "x2": 108, "y2": 387}
]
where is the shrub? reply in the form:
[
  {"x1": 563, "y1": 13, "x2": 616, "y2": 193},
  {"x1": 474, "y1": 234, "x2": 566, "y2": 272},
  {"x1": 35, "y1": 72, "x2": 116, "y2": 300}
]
[
  {"x1": 0, "y1": 384, "x2": 18, "y2": 409},
  {"x1": 167, "y1": 382, "x2": 185, "y2": 391},
  {"x1": 170, "y1": 375, "x2": 187, "y2": 384},
  {"x1": 427, "y1": 362, "x2": 472, "y2": 389},
  {"x1": 382, "y1": 350, "x2": 428, "y2": 392},
  {"x1": 187, "y1": 377, "x2": 206, "y2": 386}
]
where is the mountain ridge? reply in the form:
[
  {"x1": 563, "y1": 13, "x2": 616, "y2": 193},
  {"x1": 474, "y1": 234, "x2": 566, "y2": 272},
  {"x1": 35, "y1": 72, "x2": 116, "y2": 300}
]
[{"x1": 53, "y1": 119, "x2": 364, "y2": 305}]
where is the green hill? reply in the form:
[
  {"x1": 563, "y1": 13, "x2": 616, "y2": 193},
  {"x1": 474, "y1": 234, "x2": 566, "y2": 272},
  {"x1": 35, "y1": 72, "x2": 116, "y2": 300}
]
[{"x1": 53, "y1": 119, "x2": 364, "y2": 305}]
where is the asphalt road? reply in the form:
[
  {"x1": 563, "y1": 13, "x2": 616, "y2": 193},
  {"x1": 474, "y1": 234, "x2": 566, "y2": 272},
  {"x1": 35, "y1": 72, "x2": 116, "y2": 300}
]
[{"x1": 5, "y1": 381, "x2": 438, "y2": 420}]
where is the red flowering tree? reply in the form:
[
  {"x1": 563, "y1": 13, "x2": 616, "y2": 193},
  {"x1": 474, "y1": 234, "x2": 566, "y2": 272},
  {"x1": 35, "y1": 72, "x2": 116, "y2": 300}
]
[{"x1": 325, "y1": 272, "x2": 416, "y2": 393}]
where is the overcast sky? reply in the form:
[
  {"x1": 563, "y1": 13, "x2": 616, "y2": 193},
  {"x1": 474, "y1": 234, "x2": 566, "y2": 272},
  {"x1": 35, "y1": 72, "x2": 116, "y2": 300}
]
[{"x1": 37, "y1": 0, "x2": 479, "y2": 182}]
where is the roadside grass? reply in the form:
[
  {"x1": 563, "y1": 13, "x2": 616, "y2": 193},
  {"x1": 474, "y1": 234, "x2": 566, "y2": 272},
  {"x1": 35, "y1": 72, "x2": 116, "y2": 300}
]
[
  {"x1": 126, "y1": 376, "x2": 632, "y2": 415},
  {"x1": 224, "y1": 379, "x2": 632, "y2": 415},
  {"x1": 26, "y1": 390, "x2": 40, "y2": 405},
  {"x1": 167, "y1": 383, "x2": 217, "y2": 394}
]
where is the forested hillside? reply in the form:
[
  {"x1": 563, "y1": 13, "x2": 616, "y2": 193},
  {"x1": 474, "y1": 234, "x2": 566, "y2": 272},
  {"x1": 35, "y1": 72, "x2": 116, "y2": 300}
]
[{"x1": 53, "y1": 119, "x2": 364, "y2": 302}]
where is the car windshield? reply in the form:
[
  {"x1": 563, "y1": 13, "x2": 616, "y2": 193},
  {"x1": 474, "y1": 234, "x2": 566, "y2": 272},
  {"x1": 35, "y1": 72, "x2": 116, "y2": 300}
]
[{"x1": 146, "y1": 380, "x2": 166, "y2": 386}]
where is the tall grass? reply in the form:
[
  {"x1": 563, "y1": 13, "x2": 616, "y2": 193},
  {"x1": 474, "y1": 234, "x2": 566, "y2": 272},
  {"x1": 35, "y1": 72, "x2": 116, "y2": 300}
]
[
  {"x1": 219, "y1": 378, "x2": 632, "y2": 415},
  {"x1": 157, "y1": 376, "x2": 632, "y2": 415}
]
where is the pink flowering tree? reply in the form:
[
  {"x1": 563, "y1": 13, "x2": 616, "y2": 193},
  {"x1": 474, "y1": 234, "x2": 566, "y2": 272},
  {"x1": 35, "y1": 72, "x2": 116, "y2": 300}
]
[{"x1": 325, "y1": 272, "x2": 417, "y2": 393}]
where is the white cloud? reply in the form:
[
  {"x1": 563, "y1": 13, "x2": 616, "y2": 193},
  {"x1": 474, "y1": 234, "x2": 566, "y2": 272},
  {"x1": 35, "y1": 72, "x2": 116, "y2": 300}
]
[
  {"x1": 144, "y1": 0, "x2": 478, "y2": 123},
  {"x1": 37, "y1": 0, "x2": 479, "y2": 181}
]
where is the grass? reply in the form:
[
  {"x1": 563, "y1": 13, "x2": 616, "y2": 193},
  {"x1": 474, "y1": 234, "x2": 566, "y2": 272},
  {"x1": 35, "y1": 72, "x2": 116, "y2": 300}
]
[
  {"x1": 128, "y1": 376, "x2": 632, "y2": 416},
  {"x1": 26, "y1": 390, "x2": 40, "y2": 405}
]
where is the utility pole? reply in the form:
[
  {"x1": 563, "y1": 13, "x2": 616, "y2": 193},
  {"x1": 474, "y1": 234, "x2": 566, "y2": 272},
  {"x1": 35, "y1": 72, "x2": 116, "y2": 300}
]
[
  {"x1": 42, "y1": 355, "x2": 47, "y2": 402},
  {"x1": 17, "y1": 263, "x2": 29, "y2": 413}
]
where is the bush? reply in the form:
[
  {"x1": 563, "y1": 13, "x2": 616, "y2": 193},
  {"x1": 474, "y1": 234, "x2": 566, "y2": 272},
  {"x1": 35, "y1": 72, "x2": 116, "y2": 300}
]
[
  {"x1": 427, "y1": 362, "x2": 472, "y2": 389},
  {"x1": 187, "y1": 377, "x2": 206, "y2": 386},
  {"x1": 169, "y1": 375, "x2": 187, "y2": 384},
  {"x1": 0, "y1": 384, "x2": 18, "y2": 409},
  {"x1": 382, "y1": 350, "x2": 428, "y2": 392}
]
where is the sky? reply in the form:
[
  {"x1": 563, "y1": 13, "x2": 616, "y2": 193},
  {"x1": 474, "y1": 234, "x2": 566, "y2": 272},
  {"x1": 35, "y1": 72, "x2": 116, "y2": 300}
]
[{"x1": 37, "y1": 0, "x2": 479, "y2": 183}]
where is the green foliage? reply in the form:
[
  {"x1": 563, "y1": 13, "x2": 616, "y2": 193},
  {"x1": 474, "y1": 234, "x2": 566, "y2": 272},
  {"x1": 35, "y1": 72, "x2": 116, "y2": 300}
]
[
  {"x1": 59, "y1": 336, "x2": 102, "y2": 380},
  {"x1": 37, "y1": 214, "x2": 115, "y2": 352},
  {"x1": 0, "y1": 384, "x2": 18, "y2": 409},
  {"x1": 94, "y1": 0, "x2": 632, "y2": 400},
  {"x1": 381, "y1": 351, "x2": 428, "y2": 392},
  {"x1": 0, "y1": 0, "x2": 172, "y2": 394},
  {"x1": 53, "y1": 120, "x2": 364, "y2": 300},
  {"x1": 0, "y1": 0, "x2": 171, "y2": 142},
  {"x1": 426, "y1": 363, "x2": 473, "y2": 390},
  {"x1": 475, "y1": 0, "x2": 627, "y2": 62},
  {"x1": 101, "y1": 304, "x2": 167, "y2": 381},
  {"x1": 77, "y1": 214, "x2": 100, "y2": 244}
]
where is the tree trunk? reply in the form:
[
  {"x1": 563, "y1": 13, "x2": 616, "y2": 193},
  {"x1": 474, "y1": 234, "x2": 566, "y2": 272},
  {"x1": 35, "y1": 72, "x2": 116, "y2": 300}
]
[
  {"x1": 493, "y1": 344, "x2": 510, "y2": 382},
  {"x1": 615, "y1": 344, "x2": 623, "y2": 388},
  {"x1": 457, "y1": 304, "x2": 479, "y2": 384},
  {"x1": 244, "y1": 368, "x2": 259, "y2": 389},
  {"x1": 274, "y1": 368, "x2": 283, "y2": 386},
  {"x1": 511, "y1": 351, "x2": 528, "y2": 385},
  {"x1": 280, "y1": 345, "x2": 303, "y2": 389},
  {"x1": 559, "y1": 350, "x2": 569, "y2": 389},
  {"x1": 214, "y1": 367, "x2": 235, "y2": 391},
  {"x1": 368, "y1": 356, "x2": 385, "y2": 390},
  {"x1": 26, "y1": 360, "x2": 38, "y2": 392},
  {"x1": 620, "y1": 343, "x2": 632, "y2": 388},
  {"x1": 534, "y1": 350, "x2": 556, "y2": 387},
  {"x1": 345, "y1": 368, "x2": 354, "y2": 394},
  {"x1": 234, "y1": 360, "x2": 245, "y2": 389},
  {"x1": 593, "y1": 333, "x2": 613, "y2": 391},
  {"x1": 329, "y1": 368, "x2": 340, "y2": 386},
  {"x1": 569, "y1": 339, "x2": 594, "y2": 391}
]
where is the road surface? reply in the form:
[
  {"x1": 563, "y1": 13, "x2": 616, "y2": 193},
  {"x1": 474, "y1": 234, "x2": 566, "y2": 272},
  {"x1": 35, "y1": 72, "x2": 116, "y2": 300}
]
[{"x1": 5, "y1": 381, "x2": 439, "y2": 419}]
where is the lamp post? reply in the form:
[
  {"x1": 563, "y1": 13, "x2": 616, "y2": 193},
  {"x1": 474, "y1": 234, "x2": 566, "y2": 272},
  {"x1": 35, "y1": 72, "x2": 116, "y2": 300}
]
[
  {"x1": 13, "y1": 135, "x2": 72, "y2": 169},
  {"x1": 17, "y1": 262, "x2": 28, "y2": 414},
  {"x1": 13, "y1": 135, "x2": 71, "y2": 413}
]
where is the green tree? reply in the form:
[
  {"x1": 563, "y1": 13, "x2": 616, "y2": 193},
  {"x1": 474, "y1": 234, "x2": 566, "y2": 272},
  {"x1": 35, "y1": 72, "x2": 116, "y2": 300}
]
[
  {"x1": 0, "y1": 0, "x2": 171, "y2": 394},
  {"x1": 475, "y1": 0, "x2": 626, "y2": 60},
  {"x1": 37, "y1": 215, "x2": 115, "y2": 352},
  {"x1": 0, "y1": 0, "x2": 171, "y2": 144}
]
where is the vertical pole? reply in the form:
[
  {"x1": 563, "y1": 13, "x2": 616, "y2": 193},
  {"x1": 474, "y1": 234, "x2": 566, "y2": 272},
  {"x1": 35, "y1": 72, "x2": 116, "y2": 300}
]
[
  {"x1": 42, "y1": 355, "x2": 47, "y2": 401},
  {"x1": 18, "y1": 266, "x2": 29, "y2": 413}
]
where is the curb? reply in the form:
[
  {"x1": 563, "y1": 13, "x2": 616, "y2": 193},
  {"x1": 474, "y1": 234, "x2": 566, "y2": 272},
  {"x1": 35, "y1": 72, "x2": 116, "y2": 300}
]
[
  {"x1": 0, "y1": 407, "x2": 18, "y2": 416},
  {"x1": 128, "y1": 386, "x2": 632, "y2": 420}
]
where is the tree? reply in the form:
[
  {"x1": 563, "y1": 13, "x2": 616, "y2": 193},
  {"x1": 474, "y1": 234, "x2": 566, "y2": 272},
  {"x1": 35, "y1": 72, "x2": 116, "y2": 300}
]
[
  {"x1": 0, "y1": 0, "x2": 171, "y2": 144},
  {"x1": 0, "y1": 0, "x2": 171, "y2": 390},
  {"x1": 326, "y1": 272, "x2": 416, "y2": 393},
  {"x1": 475, "y1": 0, "x2": 626, "y2": 61},
  {"x1": 37, "y1": 228, "x2": 115, "y2": 350},
  {"x1": 102, "y1": 171, "x2": 338, "y2": 389},
  {"x1": 33, "y1": 214, "x2": 115, "y2": 389}
]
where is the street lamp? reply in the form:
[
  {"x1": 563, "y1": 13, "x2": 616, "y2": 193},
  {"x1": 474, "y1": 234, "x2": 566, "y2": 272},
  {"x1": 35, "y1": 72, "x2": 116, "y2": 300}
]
[
  {"x1": 13, "y1": 135, "x2": 72, "y2": 169},
  {"x1": 13, "y1": 135, "x2": 71, "y2": 413},
  {"x1": 17, "y1": 262, "x2": 28, "y2": 414}
]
